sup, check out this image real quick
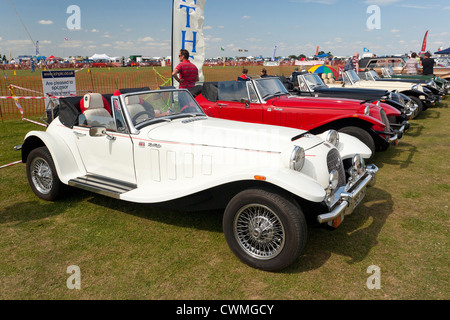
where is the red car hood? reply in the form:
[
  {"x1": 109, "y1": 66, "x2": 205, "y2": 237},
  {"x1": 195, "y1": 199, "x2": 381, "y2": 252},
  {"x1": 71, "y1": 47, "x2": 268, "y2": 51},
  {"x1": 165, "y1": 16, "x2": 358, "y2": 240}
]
[{"x1": 271, "y1": 95, "x2": 400, "y2": 116}]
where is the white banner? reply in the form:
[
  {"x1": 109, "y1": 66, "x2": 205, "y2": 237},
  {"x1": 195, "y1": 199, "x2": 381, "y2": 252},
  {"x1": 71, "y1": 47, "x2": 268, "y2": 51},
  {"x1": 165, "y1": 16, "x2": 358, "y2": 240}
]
[
  {"x1": 42, "y1": 70, "x2": 76, "y2": 107},
  {"x1": 172, "y1": 0, "x2": 206, "y2": 85}
]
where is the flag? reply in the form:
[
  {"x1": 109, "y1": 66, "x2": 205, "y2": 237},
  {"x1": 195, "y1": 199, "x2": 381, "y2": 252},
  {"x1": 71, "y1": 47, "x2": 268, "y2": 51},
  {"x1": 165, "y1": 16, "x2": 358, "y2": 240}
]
[
  {"x1": 272, "y1": 45, "x2": 278, "y2": 61},
  {"x1": 421, "y1": 30, "x2": 429, "y2": 53},
  {"x1": 220, "y1": 47, "x2": 224, "y2": 51},
  {"x1": 363, "y1": 47, "x2": 370, "y2": 52},
  {"x1": 65, "y1": 37, "x2": 69, "y2": 41},
  {"x1": 172, "y1": 0, "x2": 207, "y2": 85}
]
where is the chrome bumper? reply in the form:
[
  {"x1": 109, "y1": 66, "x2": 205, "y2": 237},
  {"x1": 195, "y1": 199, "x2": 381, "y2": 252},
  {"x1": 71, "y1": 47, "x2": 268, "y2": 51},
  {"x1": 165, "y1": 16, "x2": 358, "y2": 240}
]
[{"x1": 318, "y1": 164, "x2": 378, "y2": 224}]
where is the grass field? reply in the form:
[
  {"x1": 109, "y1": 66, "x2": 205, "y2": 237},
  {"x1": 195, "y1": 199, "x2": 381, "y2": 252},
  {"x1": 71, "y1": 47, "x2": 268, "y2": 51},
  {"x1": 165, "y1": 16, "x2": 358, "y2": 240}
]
[{"x1": 0, "y1": 72, "x2": 448, "y2": 300}]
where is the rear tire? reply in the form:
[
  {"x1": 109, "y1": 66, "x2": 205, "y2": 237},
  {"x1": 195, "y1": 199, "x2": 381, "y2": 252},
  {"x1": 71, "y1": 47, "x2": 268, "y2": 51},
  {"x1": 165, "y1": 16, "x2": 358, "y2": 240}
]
[
  {"x1": 223, "y1": 188, "x2": 307, "y2": 271},
  {"x1": 26, "y1": 146, "x2": 65, "y2": 201}
]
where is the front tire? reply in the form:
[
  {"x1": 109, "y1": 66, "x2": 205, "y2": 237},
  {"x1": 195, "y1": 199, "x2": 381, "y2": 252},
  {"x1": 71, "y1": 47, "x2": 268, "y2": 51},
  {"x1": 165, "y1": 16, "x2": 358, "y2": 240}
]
[
  {"x1": 26, "y1": 146, "x2": 64, "y2": 201},
  {"x1": 223, "y1": 188, "x2": 307, "y2": 271},
  {"x1": 408, "y1": 96, "x2": 423, "y2": 117}
]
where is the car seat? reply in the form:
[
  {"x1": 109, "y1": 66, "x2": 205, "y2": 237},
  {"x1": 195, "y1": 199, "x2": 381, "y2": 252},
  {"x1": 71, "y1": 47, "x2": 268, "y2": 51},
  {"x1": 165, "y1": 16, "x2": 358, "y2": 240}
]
[
  {"x1": 81, "y1": 93, "x2": 115, "y2": 129},
  {"x1": 125, "y1": 95, "x2": 147, "y2": 120},
  {"x1": 327, "y1": 73, "x2": 336, "y2": 84}
]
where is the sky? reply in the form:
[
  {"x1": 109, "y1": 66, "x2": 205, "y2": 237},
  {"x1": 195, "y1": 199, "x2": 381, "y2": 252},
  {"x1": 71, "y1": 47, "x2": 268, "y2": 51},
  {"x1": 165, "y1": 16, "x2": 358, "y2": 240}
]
[{"x1": 0, "y1": 0, "x2": 449, "y2": 60}]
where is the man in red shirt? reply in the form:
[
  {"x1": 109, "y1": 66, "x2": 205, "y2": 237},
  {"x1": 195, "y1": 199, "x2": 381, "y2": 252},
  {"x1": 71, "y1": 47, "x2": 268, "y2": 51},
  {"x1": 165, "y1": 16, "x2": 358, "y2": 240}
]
[{"x1": 172, "y1": 49, "x2": 199, "y2": 89}]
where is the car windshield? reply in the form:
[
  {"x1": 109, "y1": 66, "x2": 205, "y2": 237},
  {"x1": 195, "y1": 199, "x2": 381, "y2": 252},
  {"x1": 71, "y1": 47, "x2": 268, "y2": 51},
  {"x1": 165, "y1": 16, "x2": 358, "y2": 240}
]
[
  {"x1": 382, "y1": 67, "x2": 395, "y2": 77},
  {"x1": 123, "y1": 90, "x2": 205, "y2": 128},
  {"x1": 346, "y1": 70, "x2": 361, "y2": 83},
  {"x1": 303, "y1": 73, "x2": 327, "y2": 89},
  {"x1": 369, "y1": 70, "x2": 380, "y2": 80},
  {"x1": 253, "y1": 78, "x2": 289, "y2": 100}
]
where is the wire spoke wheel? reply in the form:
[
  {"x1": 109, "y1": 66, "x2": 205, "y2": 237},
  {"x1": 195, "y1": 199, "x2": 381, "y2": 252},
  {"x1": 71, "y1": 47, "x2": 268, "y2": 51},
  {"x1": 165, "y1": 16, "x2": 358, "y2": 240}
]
[
  {"x1": 30, "y1": 157, "x2": 54, "y2": 195},
  {"x1": 234, "y1": 204, "x2": 285, "y2": 260},
  {"x1": 26, "y1": 146, "x2": 64, "y2": 201}
]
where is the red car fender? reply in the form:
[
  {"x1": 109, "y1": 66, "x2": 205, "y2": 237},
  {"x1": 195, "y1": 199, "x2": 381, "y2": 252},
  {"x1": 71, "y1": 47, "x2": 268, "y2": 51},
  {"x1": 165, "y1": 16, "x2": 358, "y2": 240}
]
[
  {"x1": 377, "y1": 101, "x2": 401, "y2": 118},
  {"x1": 195, "y1": 94, "x2": 221, "y2": 118}
]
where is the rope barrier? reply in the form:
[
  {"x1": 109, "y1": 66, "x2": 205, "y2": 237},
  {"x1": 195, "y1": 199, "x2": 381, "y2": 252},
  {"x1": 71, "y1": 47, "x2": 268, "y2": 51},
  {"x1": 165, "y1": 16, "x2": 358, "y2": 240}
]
[{"x1": 0, "y1": 160, "x2": 22, "y2": 169}]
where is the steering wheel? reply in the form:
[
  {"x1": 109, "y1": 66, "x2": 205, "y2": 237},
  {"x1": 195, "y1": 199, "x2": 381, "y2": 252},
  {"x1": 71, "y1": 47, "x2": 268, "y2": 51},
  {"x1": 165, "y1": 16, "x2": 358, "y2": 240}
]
[{"x1": 132, "y1": 110, "x2": 155, "y2": 124}]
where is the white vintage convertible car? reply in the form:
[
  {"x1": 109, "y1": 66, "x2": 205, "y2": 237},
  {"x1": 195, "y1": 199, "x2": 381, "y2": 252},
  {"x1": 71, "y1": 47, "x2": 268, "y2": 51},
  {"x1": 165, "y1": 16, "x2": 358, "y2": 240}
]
[
  {"x1": 332, "y1": 70, "x2": 436, "y2": 112},
  {"x1": 20, "y1": 88, "x2": 378, "y2": 271}
]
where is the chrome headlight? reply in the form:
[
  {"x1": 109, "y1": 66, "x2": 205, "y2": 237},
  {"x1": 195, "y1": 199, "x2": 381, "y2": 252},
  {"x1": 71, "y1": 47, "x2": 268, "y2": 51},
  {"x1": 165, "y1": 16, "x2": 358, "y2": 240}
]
[
  {"x1": 290, "y1": 146, "x2": 305, "y2": 172},
  {"x1": 364, "y1": 105, "x2": 371, "y2": 116},
  {"x1": 352, "y1": 154, "x2": 366, "y2": 176},
  {"x1": 329, "y1": 170, "x2": 339, "y2": 190},
  {"x1": 326, "y1": 130, "x2": 340, "y2": 148},
  {"x1": 426, "y1": 80, "x2": 437, "y2": 89}
]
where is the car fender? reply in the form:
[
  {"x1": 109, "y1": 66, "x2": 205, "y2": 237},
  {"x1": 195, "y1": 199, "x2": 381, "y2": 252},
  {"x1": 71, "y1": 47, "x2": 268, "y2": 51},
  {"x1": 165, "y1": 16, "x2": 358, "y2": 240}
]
[
  {"x1": 400, "y1": 89, "x2": 430, "y2": 99},
  {"x1": 317, "y1": 131, "x2": 372, "y2": 160},
  {"x1": 22, "y1": 130, "x2": 85, "y2": 184},
  {"x1": 121, "y1": 167, "x2": 327, "y2": 204},
  {"x1": 378, "y1": 102, "x2": 401, "y2": 117}
]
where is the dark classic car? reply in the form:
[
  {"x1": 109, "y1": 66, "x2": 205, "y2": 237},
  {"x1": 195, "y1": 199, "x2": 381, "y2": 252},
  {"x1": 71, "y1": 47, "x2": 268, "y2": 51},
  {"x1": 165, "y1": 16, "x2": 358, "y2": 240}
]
[
  {"x1": 283, "y1": 72, "x2": 418, "y2": 120},
  {"x1": 193, "y1": 78, "x2": 409, "y2": 157}
]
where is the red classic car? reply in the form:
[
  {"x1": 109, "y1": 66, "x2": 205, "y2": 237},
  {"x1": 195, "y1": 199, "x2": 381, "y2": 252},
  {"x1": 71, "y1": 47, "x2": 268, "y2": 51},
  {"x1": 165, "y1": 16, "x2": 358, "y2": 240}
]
[{"x1": 193, "y1": 78, "x2": 408, "y2": 156}]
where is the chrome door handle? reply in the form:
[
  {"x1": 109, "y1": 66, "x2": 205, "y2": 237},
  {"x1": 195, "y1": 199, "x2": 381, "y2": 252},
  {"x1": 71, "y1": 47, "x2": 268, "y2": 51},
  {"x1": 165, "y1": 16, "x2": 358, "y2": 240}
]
[
  {"x1": 73, "y1": 131, "x2": 86, "y2": 137},
  {"x1": 218, "y1": 103, "x2": 228, "y2": 108}
]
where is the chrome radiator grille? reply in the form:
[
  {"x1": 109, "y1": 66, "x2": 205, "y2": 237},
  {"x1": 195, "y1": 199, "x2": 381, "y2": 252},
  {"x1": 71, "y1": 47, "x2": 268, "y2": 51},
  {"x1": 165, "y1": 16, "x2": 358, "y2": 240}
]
[
  {"x1": 327, "y1": 149, "x2": 346, "y2": 187},
  {"x1": 380, "y1": 109, "x2": 391, "y2": 131}
]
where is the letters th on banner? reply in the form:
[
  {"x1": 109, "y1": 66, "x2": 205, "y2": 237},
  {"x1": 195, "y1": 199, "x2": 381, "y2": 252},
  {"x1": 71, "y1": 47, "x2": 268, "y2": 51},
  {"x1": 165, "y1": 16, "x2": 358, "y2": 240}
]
[
  {"x1": 42, "y1": 70, "x2": 77, "y2": 108},
  {"x1": 172, "y1": 0, "x2": 206, "y2": 84}
]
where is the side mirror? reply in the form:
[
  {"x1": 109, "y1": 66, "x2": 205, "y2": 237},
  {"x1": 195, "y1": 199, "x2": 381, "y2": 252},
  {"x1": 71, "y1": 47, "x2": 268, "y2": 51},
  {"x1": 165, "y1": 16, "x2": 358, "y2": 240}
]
[
  {"x1": 240, "y1": 98, "x2": 250, "y2": 108},
  {"x1": 89, "y1": 127, "x2": 116, "y2": 141},
  {"x1": 89, "y1": 126, "x2": 106, "y2": 137}
]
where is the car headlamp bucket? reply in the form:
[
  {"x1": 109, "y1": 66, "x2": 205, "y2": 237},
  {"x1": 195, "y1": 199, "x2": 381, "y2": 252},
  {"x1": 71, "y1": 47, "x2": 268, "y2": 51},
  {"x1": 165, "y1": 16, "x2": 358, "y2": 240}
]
[
  {"x1": 326, "y1": 130, "x2": 340, "y2": 147},
  {"x1": 290, "y1": 146, "x2": 305, "y2": 172},
  {"x1": 329, "y1": 170, "x2": 339, "y2": 190},
  {"x1": 352, "y1": 154, "x2": 366, "y2": 176},
  {"x1": 364, "y1": 105, "x2": 371, "y2": 116}
]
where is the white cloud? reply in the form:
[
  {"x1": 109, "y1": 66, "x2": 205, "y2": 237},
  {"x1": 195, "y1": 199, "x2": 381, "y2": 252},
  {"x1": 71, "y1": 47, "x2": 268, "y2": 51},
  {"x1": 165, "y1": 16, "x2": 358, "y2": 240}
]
[
  {"x1": 364, "y1": 0, "x2": 402, "y2": 6},
  {"x1": 138, "y1": 37, "x2": 154, "y2": 42},
  {"x1": 203, "y1": 26, "x2": 213, "y2": 30},
  {"x1": 38, "y1": 20, "x2": 54, "y2": 25},
  {"x1": 91, "y1": 29, "x2": 99, "y2": 33},
  {"x1": 242, "y1": 16, "x2": 251, "y2": 19},
  {"x1": 290, "y1": 0, "x2": 337, "y2": 4},
  {"x1": 391, "y1": 29, "x2": 401, "y2": 33}
]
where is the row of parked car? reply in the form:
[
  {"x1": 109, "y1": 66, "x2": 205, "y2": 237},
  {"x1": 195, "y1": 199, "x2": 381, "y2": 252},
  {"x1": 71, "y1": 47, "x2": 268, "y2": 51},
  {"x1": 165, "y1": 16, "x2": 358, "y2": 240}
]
[{"x1": 18, "y1": 67, "x2": 447, "y2": 271}]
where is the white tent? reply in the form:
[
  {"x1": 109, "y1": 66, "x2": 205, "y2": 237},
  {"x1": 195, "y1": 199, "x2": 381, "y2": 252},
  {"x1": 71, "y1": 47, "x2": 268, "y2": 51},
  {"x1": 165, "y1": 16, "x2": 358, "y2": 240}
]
[{"x1": 89, "y1": 53, "x2": 111, "y2": 61}]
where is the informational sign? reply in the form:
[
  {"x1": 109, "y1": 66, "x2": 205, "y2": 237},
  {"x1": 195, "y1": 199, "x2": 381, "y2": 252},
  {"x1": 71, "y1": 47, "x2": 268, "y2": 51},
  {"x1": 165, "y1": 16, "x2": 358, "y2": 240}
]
[
  {"x1": 172, "y1": 0, "x2": 206, "y2": 85},
  {"x1": 42, "y1": 70, "x2": 76, "y2": 107}
]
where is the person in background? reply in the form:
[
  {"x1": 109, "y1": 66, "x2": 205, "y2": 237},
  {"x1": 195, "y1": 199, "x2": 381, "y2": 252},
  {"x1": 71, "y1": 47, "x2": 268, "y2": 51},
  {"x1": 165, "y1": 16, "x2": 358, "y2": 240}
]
[
  {"x1": 351, "y1": 52, "x2": 360, "y2": 72},
  {"x1": 237, "y1": 68, "x2": 251, "y2": 81},
  {"x1": 402, "y1": 52, "x2": 419, "y2": 75},
  {"x1": 260, "y1": 68, "x2": 269, "y2": 78},
  {"x1": 172, "y1": 49, "x2": 199, "y2": 89},
  {"x1": 421, "y1": 52, "x2": 435, "y2": 75},
  {"x1": 291, "y1": 67, "x2": 302, "y2": 82}
]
